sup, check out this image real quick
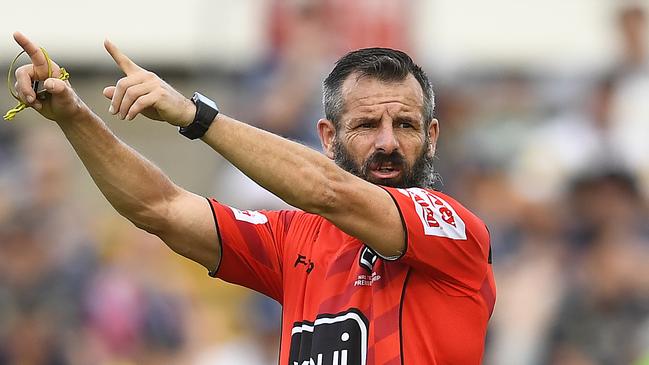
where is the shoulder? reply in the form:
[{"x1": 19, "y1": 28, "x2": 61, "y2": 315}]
[
  {"x1": 262, "y1": 209, "x2": 333, "y2": 237},
  {"x1": 385, "y1": 187, "x2": 488, "y2": 239}
]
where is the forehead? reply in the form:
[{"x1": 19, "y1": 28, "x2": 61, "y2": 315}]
[{"x1": 340, "y1": 73, "x2": 424, "y2": 120}]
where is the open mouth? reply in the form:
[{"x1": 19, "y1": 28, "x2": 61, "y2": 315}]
[{"x1": 369, "y1": 162, "x2": 402, "y2": 179}]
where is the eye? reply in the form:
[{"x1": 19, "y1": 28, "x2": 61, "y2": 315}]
[
  {"x1": 354, "y1": 120, "x2": 377, "y2": 129},
  {"x1": 397, "y1": 122, "x2": 414, "y2": 129}
]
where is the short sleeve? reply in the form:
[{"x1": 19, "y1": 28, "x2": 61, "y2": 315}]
[
  {"x1": 208, "y1": 198, "x2": 296, "y2": 303},
  {"x1": 380, "y1": 187, "x2": 491, "y2": 291}
]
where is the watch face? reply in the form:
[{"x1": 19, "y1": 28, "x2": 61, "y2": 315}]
[
  {"x1": 192, "y1": 92, "x2": 202, "y2": 105},
  {"x1": 204, "y1": 97, "x2": 218, "y2": 110},
  {"x1": 193, "y1": 92, "x2": 219, "y2": 111}
]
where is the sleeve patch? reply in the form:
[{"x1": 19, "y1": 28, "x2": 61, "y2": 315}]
[
  {"x1": 397, "y1": 188, "x2": 467, "y2": 240},
  {"x1": 229, "y1": 207, "x2": 269, "y2": 224}
]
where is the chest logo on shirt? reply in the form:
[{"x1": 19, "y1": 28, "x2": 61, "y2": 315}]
[
  {"x1": 288, "y1": 308, "x2": 368, "y2": 365},
  {"x1": 358, "y1": 246, "x2": 378, "y2": 272},
  {"x1": 295, "y1": 253, "x2": 315, "y2": 274},
  {"x1": 353, "y1": 272, "x2": 381, "y2": 287},
  {"x1": 398, "y1": 188, "x2": 467, "y2": 240}
]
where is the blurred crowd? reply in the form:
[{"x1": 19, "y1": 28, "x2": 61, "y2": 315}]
[{"x1": 1, "y1": 1, "x2": 649, "y2": 364}]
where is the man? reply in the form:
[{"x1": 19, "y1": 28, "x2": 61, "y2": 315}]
[{"x1": 11, "y1": 32, "x2": 495, "y2": 364}]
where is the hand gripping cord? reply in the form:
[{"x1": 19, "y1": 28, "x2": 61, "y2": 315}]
[{"x1": 3, "y1": 47, "x2": 69, "y2": 121}]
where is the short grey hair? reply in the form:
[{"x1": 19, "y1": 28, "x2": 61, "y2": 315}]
[{"x1": 323, "y1": 47, "x2": 435, "y2": 130}]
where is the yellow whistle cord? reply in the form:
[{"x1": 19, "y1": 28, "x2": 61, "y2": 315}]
[{"x1": 3, "y1": 47, "x2": 69, "y2": 121}]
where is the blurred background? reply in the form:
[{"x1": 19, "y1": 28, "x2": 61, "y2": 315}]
[{"x1": 1, "y1": 0, "x2": 649, "y2": 364}]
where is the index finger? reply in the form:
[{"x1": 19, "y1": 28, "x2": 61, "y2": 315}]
[
  {"x1": 104, "y1": 39, "x2": 142, "y2": 75},
  {"x1": 13, "y1": 32, "x2": 49, "y2": 79}
]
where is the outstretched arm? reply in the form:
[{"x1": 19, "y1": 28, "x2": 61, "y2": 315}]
[
  {"x1": 202, "y1": 115, "x2": 406, "y2": 258},
  {"x1": 102, "y1": 41, "x2": 406, "y2": 258},
  {"x1": 11, "y1": 32, "x2": 220, "y2": 271}
]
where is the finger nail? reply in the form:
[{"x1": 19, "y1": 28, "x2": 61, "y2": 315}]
[
  {"x1": 26, "y1": 95, "x2": 34, "y2": 103},
  {"x1": 108, "y1": 105, "x2": 114, "y2": 114},
  {"x1": 33, "y1": 102, "x2": 42, "y2": 110}
]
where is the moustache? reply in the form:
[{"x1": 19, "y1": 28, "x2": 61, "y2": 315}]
[{"x1": 363, "y1": 151, "x2": 407, "y2": 172}]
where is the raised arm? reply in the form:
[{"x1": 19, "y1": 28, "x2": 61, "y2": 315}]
[
  {"x1": 11, "y1": 32, "x2": 220, "y2": 271},
  {"x1": 102, "y1": 41, "x2": 406, "y2": 259}
]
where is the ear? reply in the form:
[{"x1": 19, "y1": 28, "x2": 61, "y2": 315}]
[
  {"x1": 317, "y1": 118, "x2": 337, "y2": 159},
  {"x1": 427, "y1": 118, "x2": 440, "y2": 156}
]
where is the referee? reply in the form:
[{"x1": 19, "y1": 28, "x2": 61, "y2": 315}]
[{"x1": 11, "y1": 32, "x2": 495, "y2": 364}]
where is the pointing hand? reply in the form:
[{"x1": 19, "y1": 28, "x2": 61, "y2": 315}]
[
  {"x1": 103, "y1": 40, "x2": 195, "y2": 126},
  {"x1": 11, "y1": 32, "x2": 84, "y2": 122}
]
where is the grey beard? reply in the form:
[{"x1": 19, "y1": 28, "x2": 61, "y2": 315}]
[{"x1": 332, "y1": 138, "x2": 439, "y2": 189}]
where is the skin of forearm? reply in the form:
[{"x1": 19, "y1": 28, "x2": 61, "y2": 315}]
[
  {"x1": 56, "y1": 106, "x2": 181, "y2": 234},
  {"x1": 201, "y1": 115, "x2": 405, "y2": 258},
  {"x1": 202, "y1": 115, "x2": 346, "y2": 215}
]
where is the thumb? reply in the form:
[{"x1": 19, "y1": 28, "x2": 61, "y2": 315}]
[
  {"x1": 103, "y1": 86, "x2": 116, "y2": 99},
  {"x1": 43, "y1": 78, "x2": 69, "y2": 95}
]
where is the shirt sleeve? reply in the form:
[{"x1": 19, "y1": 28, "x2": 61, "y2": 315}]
[
  {"x1": 380, "y1": 187, "x2": 491, "y2": 291},
  {"x1": 207, "y1": 198, "x2": 295, "y2": 303}
]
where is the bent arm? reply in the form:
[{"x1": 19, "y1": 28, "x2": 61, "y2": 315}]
[
  {"x1": 57, "y1": 108, "x2": 219, "y2": 271},
  {"x1": 201, "y1": 114, "x2": 405, "y2": 258}
]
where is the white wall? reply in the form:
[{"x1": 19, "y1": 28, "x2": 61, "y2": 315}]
[
  {"x1": 414, "y1": 0, "x2": 624, "y2": 72},
  {"x1": 0, "y1": 0, "x2": 268, "y2": 68},
  {"x1": 2, "y1": 0, "x2": 649, "y2": 72}
]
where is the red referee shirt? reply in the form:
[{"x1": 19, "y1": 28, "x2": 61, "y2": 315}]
[{"x1": 208, "y1": 187, "x2": 496, "y2": 365}]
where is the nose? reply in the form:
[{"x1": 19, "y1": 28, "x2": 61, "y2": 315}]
[{"x1": 374, "y1": 120, "x2": 399, "y2": 154}]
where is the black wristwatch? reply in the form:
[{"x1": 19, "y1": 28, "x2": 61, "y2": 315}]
[{"x1": 179, "y1": 92, "x2": 220, "y2": 139}]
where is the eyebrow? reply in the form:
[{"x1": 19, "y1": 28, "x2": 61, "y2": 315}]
[
  {"x1": 350, "y1": 117, "x2": 380, "y2": 125},
  {"x1": 349, "y1": 116, "x2": 423, "y2": 126},
  {"x1": 394, "y1": 116, "x2": 419, "y2": 124}
]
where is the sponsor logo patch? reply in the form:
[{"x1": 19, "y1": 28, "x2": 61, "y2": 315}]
[
  {"x1": 229, "y1": 207, "x2": 268, "y2": 224},
  {"x1": 289, "y1": 309, "x2": 368, "y2": 365},
  {"x1": 398, "y1": 188, "x2": 466, "y2": 240}
]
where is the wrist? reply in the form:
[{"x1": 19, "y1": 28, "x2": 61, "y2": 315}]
[
  {"x1": 55, "y1": 101, "x2": 92, "y2": 126},
  {"x1": 178, "y1": 92, "x2": 219, "y2": 140},
  {"x1": 179, "y1": 98, "x2": 196, "y2": 127}
]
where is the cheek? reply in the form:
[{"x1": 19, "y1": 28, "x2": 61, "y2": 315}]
[
  {"x1": 398, "y1": 133, "x2": 427, "y2": 156},
  {"x1": 344, "y1": 132, "x2": 374, "y2": 159}
]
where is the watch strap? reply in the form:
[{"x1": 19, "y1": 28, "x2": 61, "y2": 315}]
[{"x1": 179, "y1": 92, "x2": 219, "y2": 139}]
